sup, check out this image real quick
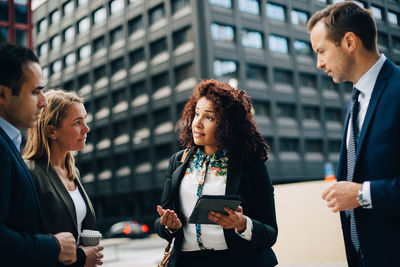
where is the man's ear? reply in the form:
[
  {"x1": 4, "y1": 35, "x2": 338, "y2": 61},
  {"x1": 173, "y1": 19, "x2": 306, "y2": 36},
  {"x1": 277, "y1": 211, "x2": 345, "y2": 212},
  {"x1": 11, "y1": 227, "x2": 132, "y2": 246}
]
[
  {"x1": 342, "y1": 32, "x2": 358, "y2": 52},
  {"x1": 0, "y1": 85, "x2": 11, "y2": 104}
]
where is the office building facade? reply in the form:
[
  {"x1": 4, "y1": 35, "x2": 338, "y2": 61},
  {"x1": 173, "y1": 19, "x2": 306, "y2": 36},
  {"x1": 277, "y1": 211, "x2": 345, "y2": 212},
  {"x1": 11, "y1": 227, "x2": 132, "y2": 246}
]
[{"x1": 33, "y1": 0, "x2": 400, "y2": 225}]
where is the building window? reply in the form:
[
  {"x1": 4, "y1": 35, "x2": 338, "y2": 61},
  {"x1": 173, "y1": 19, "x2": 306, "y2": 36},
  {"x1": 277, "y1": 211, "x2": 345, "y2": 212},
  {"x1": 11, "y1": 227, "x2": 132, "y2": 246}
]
[
  {"x1": 110, "y1": 26, "x2": 123, "y2": 44},
  {"x1": 266, "y1": 3, "x2": 285, "y2": 22},
  {"x1": 37, "y1": 18, "x2": 47, "y2": 34},
  {"x1": 112, "y1": 89, "x2": 126, "y2": 106},
  {"x1": 77, "y1": 0, "x2": 88, "y2": 6},
  {"x1": 94, "y1": 66, "x2": 106, "y2": 80},
  {"x1": 50, "y1": 9, "x2": 60, "y2": 25},
  {"x1": 110, "y1": 0, "x2": 124, "y2": 14},
  {"x1": 274, "y1": 69, "x2": 293, "y2": 84},
  {"x1": 78, "y1": 17, "x2": 90, "y2": 33},
  {"x1": 149, "y1": 4, "x2": 165, "y2": 25},
  {"x1": 328, "y1": 140, "x2": 341, "y2": 153},
  {"x1": 15, "y1": 5, "x2": 27, "y2": 24},
  {"x1": 64, "y1": 52, "x2": 76, "y2": 67},
  {"x1": 63, "y1": 26, "x2": 75, "y2": 41},
  {"x1": 78, "y1": 73, "x2": 90, "y2": 88},
  {"x1": 63, "y1": 1, "x2": 74, "y2": 16},
  {"x1": 93, "y1": 36, "x2": 105, "y2": 53},
  {"x1": 280, "y1": 138, "x2": 299, "y2": 153},
  {"x1": 321, "y1": 76, "x2": 338, "y2": 92},
  {"x1": 378, "y1": 32, "x2": 388, "y2": 48},
  {"x1": 209, "y1": 0, "x2": 231, "y2": 8},
  {"x1": 269, "y1": 35, "x2": 288, "y2": 54},
  {"x1": 111, "y1": 57, "x2": 124, "y2": 75},
  {"x1": 175, "y1": 63, "x2": 194, "y2": 84},
  {"x1": 131, "y1": 81, "x2": 146, "y2": 98},
  {"x1": 294, "y1": 40, "x2": 312, "y2": 56},
  {"x1": 0, "y1": 2, "x2": 8, "y2": 20},
  {"x1": 277, "y1": 103, "x2": 296, "y2": 119},
  {"x1": 173, "y1": 27, "x2": 193, "y2": 48},
  {"x1": 93, "y1": 7, "x2": 106, "y2": 24},
  {"x1": 150, "y1": 38, "x2": 167, "y2": 58},
  {"x1": 302, "y1": 106, "x2": 320, "y2": 121},
  {"x1": 299, "y1": 73, "x2": 316, "y2": 88},
  {"x1": 388, "y1": 11, "x2": 399, "y2": 26},
  {"x1": 238, "y1": 0, "x2": 259, "y2": 15},
  {"x1": 305, "y1": 140, "x2": 323, "y2": 153},
  {"x1": 51, "y1": 60, "x2": 62, "y2": 74},
  {"x1": 172, "y1": 0, "x2": 190, "y2": 14},
  {"x1": 246, "y1": 64, "x2": 267, "y2": 81},
  {"x1": 128, "y1": 16, "x2": 143, "y2": 35},
  {"x1": 0, "y1": 27, "x2": 7, "y2": 43},
  {"x1": 15, "y1": 30, "x2": 27, "y2": 46},
  {"x1": 210, "y1": 23, "x2": 234, "y2": 43},
  {"x1": 242, "y1": 29, "x2": 262, "y2": 49},
  {"x1": 64, "y1": 80, "x2": 74, "y2": 91},
  {"x1": 393, "y1": 36, "x2": 400, "y2": 51},
  {"x1": 213, "y1": 59, "x2": 237, "y2": 78},
  {"x1": 38, "y1": 42, "x2": 48, "y2": 57},
  {"x1": 253, "y1": 102, "x2": 270, "y2": 117},
  {"x1": 50, "y1": 34, "x2": 61, "y2": 50},
  {"x1": 129, "y1": 48, "x2": 145, "y2": 66},
  {"x1": 325, "y1": 108, "x2": 342, "y2": 122},
  {"x1": 78, "y1": 44, "x2": 91, "y2": 60},
  {"x1": 291, "y1": 9, "x2": 308, "y2": 27},
  {"x1": 370, "y1": 5, "x2": 383, "y2": 21}
]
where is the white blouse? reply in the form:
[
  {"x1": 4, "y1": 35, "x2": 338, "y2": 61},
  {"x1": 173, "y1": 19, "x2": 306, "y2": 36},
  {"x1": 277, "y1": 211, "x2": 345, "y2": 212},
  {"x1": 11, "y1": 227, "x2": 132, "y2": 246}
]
[{"x1": 68, "y1": 186, "x2": 87, "y2": 243}]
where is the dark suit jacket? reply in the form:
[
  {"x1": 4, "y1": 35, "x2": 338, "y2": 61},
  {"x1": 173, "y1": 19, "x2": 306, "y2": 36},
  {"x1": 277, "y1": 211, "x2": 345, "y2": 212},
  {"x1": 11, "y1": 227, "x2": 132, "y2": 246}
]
[
  {"x1": 155, "y1": 149, "x2": 278, "y2": 267},
  {"x1": 0, "y1": 127, "x2": 60, "y2": 267},
  {"x1": 337, "y1": 59, "x2": 400, "y2": 267},
  {"x1": 25, "y1": 158, "x2": 96, "y2": 267}
]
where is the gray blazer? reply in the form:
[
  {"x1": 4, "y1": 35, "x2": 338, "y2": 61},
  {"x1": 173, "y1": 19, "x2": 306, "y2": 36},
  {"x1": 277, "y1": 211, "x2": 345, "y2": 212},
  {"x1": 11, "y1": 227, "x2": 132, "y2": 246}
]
[{"x1": 24, "y1": 158, "x2": 96, "y2": 241}]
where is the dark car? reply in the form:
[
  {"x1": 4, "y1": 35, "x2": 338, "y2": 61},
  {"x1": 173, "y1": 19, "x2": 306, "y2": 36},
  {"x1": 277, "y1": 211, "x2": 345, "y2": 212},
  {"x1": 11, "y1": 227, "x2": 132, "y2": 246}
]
[{"x1": 105, "y1": 219, "x2": 150, "y2": 239}]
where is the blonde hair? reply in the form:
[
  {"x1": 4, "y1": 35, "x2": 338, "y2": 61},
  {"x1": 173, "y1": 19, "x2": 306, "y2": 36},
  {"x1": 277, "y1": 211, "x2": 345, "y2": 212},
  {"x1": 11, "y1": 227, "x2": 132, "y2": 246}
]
[{"x1": 23, "y1": 89, "x2": 84, "y2": 180}]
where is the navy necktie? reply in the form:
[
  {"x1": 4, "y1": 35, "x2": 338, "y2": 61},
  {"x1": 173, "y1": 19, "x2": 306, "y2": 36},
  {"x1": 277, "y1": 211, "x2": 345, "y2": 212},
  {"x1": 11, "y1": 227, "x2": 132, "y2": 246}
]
[{"x1": 346, "y1": 88, "x2": 361, "y2": 251}]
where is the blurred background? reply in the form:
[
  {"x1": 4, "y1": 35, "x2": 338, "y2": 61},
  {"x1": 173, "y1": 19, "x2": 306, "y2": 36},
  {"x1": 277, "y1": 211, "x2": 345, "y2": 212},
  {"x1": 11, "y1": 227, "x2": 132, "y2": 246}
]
[{"x1": 1, "y1": 0, "x2": 399, "y2": 243}]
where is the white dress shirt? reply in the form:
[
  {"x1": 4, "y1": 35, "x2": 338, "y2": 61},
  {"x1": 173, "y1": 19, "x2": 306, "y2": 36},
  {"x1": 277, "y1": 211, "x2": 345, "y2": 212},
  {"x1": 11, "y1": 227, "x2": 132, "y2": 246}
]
[
  {"x1": 0, "y1": 117, "x2": 22, "y2": 151},
  {"x1": 346, "y1": 54, "x2": 387, "y2": 208}
]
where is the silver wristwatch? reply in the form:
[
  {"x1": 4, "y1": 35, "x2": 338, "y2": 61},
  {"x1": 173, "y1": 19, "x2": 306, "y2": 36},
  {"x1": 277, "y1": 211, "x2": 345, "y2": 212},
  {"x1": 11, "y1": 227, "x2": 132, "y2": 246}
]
[{"x1": 358, "y1": 185, "x2": 370, "y2": 207}]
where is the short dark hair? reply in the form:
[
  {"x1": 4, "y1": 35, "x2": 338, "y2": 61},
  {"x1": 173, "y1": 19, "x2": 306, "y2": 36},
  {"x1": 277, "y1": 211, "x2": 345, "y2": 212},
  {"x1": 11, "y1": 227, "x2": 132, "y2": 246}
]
[
  {"x1": 0, "y1": 43, "x2": 39, "y2": 95},
  {"x1": 307, "y1": 1, "x2": 377, "y2": 52},
  {"x1": 177, "y1": 79, "x2": 269, "y2": 162}
]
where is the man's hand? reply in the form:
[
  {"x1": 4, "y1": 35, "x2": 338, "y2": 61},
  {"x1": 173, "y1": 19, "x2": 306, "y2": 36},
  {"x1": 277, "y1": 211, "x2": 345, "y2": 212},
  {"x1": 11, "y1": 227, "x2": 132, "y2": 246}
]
[
  {"x1": 53, "y1": 232, "x2": 77, "y2": 265},
  {"x1": 157, "y1": 205, "x2": 182, "y2": 230},
  {"x1": 322, "y1": 181, "x2": 362, "y2": 212},
  {"x1": 80, "y1": 245, "x2": 104, "y2": 267},
  {"x1": 208, "y1": 206, "x2": 247, "y2": 233}
]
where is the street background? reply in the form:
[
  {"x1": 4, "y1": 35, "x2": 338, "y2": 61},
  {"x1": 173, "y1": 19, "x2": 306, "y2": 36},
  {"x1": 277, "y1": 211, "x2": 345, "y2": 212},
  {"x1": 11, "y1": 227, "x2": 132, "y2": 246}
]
[{"x1": 101, "y1": 180, "x2": 347, "y2": 267}]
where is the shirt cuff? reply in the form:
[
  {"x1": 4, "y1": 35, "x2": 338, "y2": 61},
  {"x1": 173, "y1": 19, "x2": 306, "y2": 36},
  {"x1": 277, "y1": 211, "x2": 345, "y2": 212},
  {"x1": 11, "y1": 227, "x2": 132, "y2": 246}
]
[
  {"x1": 362, "y1": 181, "x2": 372, "y2": 209},
  {"x1": 235, "y1": 216, "x2": 253, "y2": 241}
]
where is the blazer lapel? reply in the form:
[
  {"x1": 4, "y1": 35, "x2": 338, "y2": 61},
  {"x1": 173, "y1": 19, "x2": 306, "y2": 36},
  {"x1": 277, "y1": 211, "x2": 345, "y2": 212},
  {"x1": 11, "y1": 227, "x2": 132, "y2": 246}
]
[
  {"x1": 225, "y1": 158, "x2": 244, "y2": 195},
  {"x1": 75, "y1": 177, "x2": 96, "y2": 228},
  {"x1": 356, "y1": 59, "x2": 393, "y2": 160},
  {"x1": 171, "y1": 150, "x2": 193, "y2": 203}
]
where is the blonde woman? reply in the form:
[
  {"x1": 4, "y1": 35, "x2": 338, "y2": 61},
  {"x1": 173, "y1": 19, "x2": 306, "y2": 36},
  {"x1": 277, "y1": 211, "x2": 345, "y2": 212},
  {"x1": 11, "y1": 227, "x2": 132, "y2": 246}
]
[{"x1": 23, "y1": 89, "x2": 103, "y2": 267}]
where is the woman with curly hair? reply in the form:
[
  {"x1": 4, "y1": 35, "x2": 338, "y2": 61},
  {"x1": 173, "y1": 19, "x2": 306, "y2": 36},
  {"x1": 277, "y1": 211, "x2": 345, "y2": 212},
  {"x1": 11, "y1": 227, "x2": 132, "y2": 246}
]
[{"x1": 155, "y1": 79, "x2": 278, "y2": 267}]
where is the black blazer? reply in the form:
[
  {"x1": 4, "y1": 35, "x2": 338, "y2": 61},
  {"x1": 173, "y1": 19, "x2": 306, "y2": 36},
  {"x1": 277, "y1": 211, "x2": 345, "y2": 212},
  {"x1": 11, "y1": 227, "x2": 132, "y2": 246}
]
[
  {"x1": 337, "y1": 59, "x2": 400, "y2": 267},
  {"x1": 0, "y1": 127, "x2": 60, "y2": 267},
  {"x1": 155, "y1": 149, "x2": 278, "y2": 267},
  {"x1": 25, "y1": 158, "x2": 96, "y2": 267}
]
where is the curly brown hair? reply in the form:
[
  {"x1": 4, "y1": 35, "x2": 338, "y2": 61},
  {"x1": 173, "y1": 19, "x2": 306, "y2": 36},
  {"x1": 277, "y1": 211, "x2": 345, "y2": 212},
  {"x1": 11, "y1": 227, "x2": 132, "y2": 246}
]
[{"x1": 176, "y1": 79, "x2": 269, "y2": 162}]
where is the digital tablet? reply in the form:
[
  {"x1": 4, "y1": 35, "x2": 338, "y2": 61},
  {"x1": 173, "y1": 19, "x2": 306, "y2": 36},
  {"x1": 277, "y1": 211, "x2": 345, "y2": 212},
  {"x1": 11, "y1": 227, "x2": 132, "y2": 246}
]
[{"x1": 188, "y1": 195, "x2": 241, "y2": 225}]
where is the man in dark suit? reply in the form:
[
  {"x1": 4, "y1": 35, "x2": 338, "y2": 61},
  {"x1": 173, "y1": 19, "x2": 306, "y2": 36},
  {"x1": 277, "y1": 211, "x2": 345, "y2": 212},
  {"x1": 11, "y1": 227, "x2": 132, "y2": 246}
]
[
  {"x1": 0, "y1": 43, "x2": 77, "y2": 266},
  {"x1": 308, "y1": 2, "x2": 400, "y2": 267}
]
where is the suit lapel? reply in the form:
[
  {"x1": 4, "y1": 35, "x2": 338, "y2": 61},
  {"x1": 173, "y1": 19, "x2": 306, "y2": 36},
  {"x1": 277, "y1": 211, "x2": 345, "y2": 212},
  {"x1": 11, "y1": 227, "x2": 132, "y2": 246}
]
[
  {"x1": 171, "y1": 150, "x2": 193, "y2": 203},
  {"x1": 225, "y1": 158, "x2": 244, "y2": 195},
  {"x1": 355, "y1": 59, "x2": 393, "y2": 160},
  {"x1": 75, "y1": 177, "x2": 95, "y2": 227}
]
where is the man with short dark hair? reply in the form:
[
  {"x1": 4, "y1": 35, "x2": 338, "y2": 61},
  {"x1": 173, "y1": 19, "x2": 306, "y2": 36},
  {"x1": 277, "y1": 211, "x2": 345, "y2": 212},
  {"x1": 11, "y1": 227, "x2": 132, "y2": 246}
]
[
  {"x1": 308, "y1": 2, "x2": 400, "y2": 267},
  {"x1": 0, "y1": 43, "x2": 77, "y2": 266}
]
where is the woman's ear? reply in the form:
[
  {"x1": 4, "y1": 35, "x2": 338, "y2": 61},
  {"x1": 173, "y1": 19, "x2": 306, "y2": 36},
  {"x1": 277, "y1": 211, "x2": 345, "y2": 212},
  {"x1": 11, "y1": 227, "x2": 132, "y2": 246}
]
[{"x1": 47, "y1": 125, "x2": 57, "y2": 141}]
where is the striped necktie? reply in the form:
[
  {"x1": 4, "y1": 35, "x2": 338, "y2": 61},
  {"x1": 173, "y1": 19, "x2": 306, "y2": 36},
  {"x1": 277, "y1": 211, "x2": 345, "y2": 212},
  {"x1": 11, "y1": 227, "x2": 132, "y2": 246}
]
[{"x1": 346, "y1": 88, "x2": 361, "y2": 251}]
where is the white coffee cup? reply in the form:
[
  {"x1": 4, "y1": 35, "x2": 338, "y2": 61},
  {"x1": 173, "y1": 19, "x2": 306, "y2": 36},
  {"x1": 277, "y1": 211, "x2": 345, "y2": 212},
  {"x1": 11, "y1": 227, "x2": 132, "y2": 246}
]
[{"x1": 81, "y1": 229, "x2": 102, "y2": 246}]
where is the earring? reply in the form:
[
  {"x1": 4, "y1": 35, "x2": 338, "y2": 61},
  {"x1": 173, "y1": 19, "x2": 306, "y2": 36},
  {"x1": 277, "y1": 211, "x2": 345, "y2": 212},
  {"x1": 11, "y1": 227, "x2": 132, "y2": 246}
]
[{"x1": 52, "y1": 137, "x2": 56, "y2": 141}]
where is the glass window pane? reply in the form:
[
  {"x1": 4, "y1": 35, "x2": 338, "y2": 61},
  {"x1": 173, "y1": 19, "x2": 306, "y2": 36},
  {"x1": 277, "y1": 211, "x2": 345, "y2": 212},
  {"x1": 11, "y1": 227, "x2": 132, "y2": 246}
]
[
  {"x1": 388, "y1": 11, "x2": 399, "y2": 25},
  {"x1": 370, "y1": 6, "x2": 382, "y2": 21},
  {"x1": 173, "y1": 26, "x2": 192, "y2": 48},
  {"x1": 64, "y1": 53, "x2": 76, "y2": 67},
  {"x1": 63, "y1": 26, "x2": 75, "y2": 41},
  {"x1": 110, "y1": 26, "x2": 123, "y2": 44},
  {"x1": 291, "y1": 10, "x2": 308, "y2": 27},
  {"x1": 77, "y1": 0, "x2": 88, "y2": 6},
  {"x1": 209, "y1": 0, "x2": 231, "y2": 8},
  {"x1": 149, "y1": 4, "x2": 165, "y2": 25},
  {"x1": 213, "y1": 59, "x2": 237, "y2": 78},
  {"x1": 51, "y1": 34, "x2": 61, "y2": 49},
  {"x1": 269, "y1": 35, "x2": 288, "y2": 54},
  {"x1": 63, "y1": 1, "x2": 74, "y2": 16},
  {"x1": 15, "y1": 5, "x2": 27, "y2": 24},
  {"x1": 210, "y1": 23, "x2": 234, "y2": 42},
  {"x1": 93, "y1": 7, "x2": 106, "y2": 24},
  {"x1": 294, "y1": 40, "x2": 312, "y2": 56},
  {"x1": 0, "y1": 27, "x2": 8, "y2": 43},
  {"x1": 0, "y1": 2, "x2": 8, "y2": 20},
  {"x1": 50, "y1": 9, "x2": 60, "y2": 24},
  {"x1": 242, "y1": 29, "x2": 262, "y2": 49},
  {"x1": 15, "y1": 29, "x2": 27, "y2": 46},
  {"x1": 37, "y1": 18, "x2": 47, "y2": 34},
  {"x1": 93, "y1": 36, "x2": 105, "y2": 52},
  {"x1": 110, "y1": 0, "x2": 124, "y2": 14},
  {"x1": 266, "y1": 3, "x2": 285, "y2": 22},
  {"x1": 14, "y1": 0, "x2": 27, "y2": 4},
  {"x1": 150, "y1": 37, "x2": 167, "y2": 57},
  {"x1": 172, "y1": 0, "x2": 190, "y2": 14},
  {"x1": 51, "y1": 60, "x2": 62, "y2": 74},
  {"x1": 38, "y1": 42, "x2": 48, "y2": 56},
  {"x1": 78, "y1": 17, "x2": 90, "y2": 33},
  {"x1": 238, "y1": 0, "x2": 259, "y2": 15},
  {"x1": 128, "y1": 16, "x2": 143, "y2": 35},
  {"x1": 79, "y1": 44, "x2": 91, "y2": 60}
]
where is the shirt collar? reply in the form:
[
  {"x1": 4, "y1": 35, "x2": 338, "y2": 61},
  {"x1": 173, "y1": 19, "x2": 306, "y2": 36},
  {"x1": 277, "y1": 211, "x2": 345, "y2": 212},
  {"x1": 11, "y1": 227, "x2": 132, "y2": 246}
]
[
  {"x1": 195, "y1": 147, "x2": 227, "y2": 161},
  {"x1": 0, "y1": 116, "x2": 22, "y2": 150},
  {"x1": 354, "y1": 54, "x2": 386, "y2": 97}
]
